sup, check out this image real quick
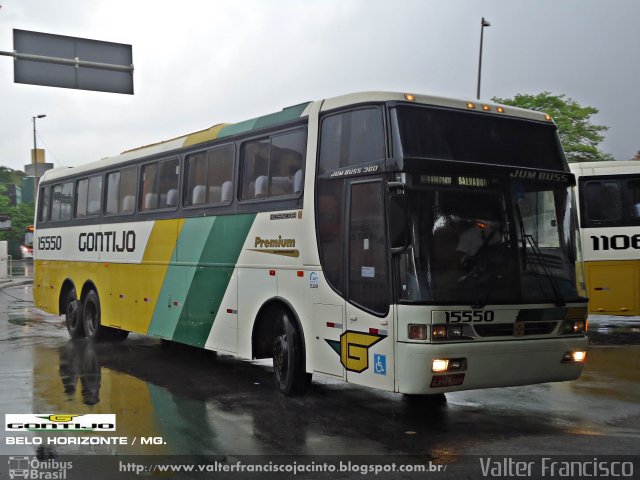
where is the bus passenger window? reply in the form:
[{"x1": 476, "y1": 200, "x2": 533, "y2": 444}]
[
  {"x1": 75, "y1": 178, "x2": 89, "y2": 218},
  {"x1": 185, "y1": 146, "x2": 233, "y2": 206},
  {"x1": 106, "y1": 166, "x2": 137, "y2": 215},
  {"x1": 50, "y1": 182, "x2": 73, "y2": 222},
  {"x1": 75, "y1": 175, "x2": 102, "y2": 219},
  {"x1": 240, "y1": 130, "x2": 306, "y2": 200},
  {"x1": 141, "y1": 162, "x2": 159, "y2": 210},
  {"x1": 627, "y1": 179, "x2": 640, "y2": 219},
  {"x1": 158, "y1": 158, "x2": 179, "y2": 208},
  {"x1": 584, "y1": 180, "x2": 621, "y2": 223},
  {"x1": 38, "y1": 186, "x2": 50, "y2": 223},
  {"x1": 87, "y1": 175, "x2": 102, "y2": 216}
]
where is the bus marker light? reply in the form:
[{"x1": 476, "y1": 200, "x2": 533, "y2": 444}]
[
  {"x1": 408, "y1": 324, "x2": 428, "y2": 340},
  {"x1": 432, "y1": 325, "x2": 447, "y2": 338},
  {"x1": 269, "y1": 270, "x2": 276, "y2": 276},
  {"x1": 482, "y1": 105, "x2": 491, "y2": 111},
  {"x1": 432, "y1": 359, "x2": 449, "y2": 372},
  {"x1": 297, "y1": 270, "x2": 304, "y2": 277},
  {"x1": 544, "y1": 114, "x2": 553, "y2": 121},
  {"x1": 466, "y1": 102, "x2": 476, "y2": 109},
  {"x1": 496, "y1": 106, "x2": 505, "y2": 113},
  {"x1": 404, "y1": 93, "x2": 416, "y2": 101}
]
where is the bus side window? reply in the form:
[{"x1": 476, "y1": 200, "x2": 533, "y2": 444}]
[
  {"x1": 240, "y1": 130, "x2": 306, "y2": 201},
  {"x1": 87, "y1": 175, "x2": 103, "y2": 216},
  {"x1": 317, "y1": 108, "x2": 384, "y2": 175},
  {"x1": 38, "y1": 186, "x2": 50, "y2": 223},
  {"x1": 75, "y1": 178, "x2": 89, "y2": 218},
  {"x1": 627, "y1": 179, "x2": 640, "y2": 219},
  {"x1": 584, "y1": 180, "x2": 622, "y2": 223},
  {"x1": 50, "y1": 182, "x2": 73, "y2": 222},
  {"x1": 106, "y1": 167, "x2": 137, "y2": 215},
  {"x1": 185, "y1": 146, "x2": 234, "y2": 206}
]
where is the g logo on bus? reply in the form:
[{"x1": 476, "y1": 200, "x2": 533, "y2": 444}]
[
  {"x1": 513, "y1": 321, "x2": 526, "y2": 337},
  {"x1": 325, "y1": 331, "x2": 384, "y2": 373}
]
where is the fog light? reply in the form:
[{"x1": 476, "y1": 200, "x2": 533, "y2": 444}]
[
  {"x1": 432, "y1": 359, "x2": 449, "y2": 372},
  {"x1": 562, "y1": 350, "x2": 587, "y2": 363},
  {"x1": 408, "y1": 324, "x2": 428, "y2": 340},
  {"x1": 447, "y1": 358, "x2": 467, "y2": 371},
  {"x1": 432, "y1": 325, "x2": 447, "y2": 339}
]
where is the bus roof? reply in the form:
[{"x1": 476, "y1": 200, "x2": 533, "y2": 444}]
[
  {"x1": 40, "y1": 91, "x2": 552, "y2": 183},
  {"x1": 570, "y1": 160, "x2": 640, "y2": 176}
]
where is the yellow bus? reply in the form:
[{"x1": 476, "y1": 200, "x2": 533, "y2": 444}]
[
  {"x1": 570, "y1": 160, "x2": 640, "y2": 315},
  {"x1": 34, "y1": 91, "x2": 588, "y2": 396}
]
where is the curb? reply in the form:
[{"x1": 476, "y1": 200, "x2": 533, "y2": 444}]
[{"x1": 0, "y1": 279, "x2": 33, "y2": 289}]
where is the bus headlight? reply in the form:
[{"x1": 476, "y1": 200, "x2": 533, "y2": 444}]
[
  {"x1": 562, "y1": 351, "x2": 587, "y2": 363},
  {"x1": 432, "y1": 358, "x2": 467, "y2": 372},
  {"x1": 432, "y1": 359, "x2": 448, "y2": 372}
]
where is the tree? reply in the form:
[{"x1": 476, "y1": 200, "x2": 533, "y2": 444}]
[
  {"x1": 492, "y1": 92, "x2": 613, "y2": 163},
  {"x1": 0, "y1": 165, "x2": 35, "y2": 256}
]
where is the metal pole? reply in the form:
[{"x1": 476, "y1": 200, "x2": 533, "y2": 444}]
[
  {"x1": 32, "y1": 117, "x2": 37, "y2": 203},
  {"x1": 0, "y1": 50, "x2": 134, "y2": 73},
  {"x1": 476, "y1": 17, "x2": 490, "y2": 100},
  {"x1": 32, "y1": 115, "x2": 46, "y2": 203}
]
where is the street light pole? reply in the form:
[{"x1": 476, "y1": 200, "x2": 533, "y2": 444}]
[
  {"x1": 476, "y1": 17, "x2": 491, "y2": 100},
  {"x1": 32, "y1": 114, "x2": 46, "y2": 203}
]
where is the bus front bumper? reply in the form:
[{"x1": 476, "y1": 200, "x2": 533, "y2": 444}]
[{"x1": 396, "y1": 336, "x2": 589, "y2": 395}]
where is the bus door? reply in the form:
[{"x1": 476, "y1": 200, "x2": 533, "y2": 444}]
[{"x1": 343, "y1": 179, "x2": 395, "y2": 391}]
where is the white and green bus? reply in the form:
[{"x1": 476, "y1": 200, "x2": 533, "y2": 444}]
[{"x1": 34, "y1": 91, "x2": 588, "y2": 396}]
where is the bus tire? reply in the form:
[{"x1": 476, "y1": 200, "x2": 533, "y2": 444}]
[
  {"x1": 83, "y1": 290, "x2": 109, "y2": 342},
  {"x1": 64, "y1": 288, "x2": 84, "y2": 339},
  {"x1": 272, "y1": 310, "x2": 311, "y2": 396}
]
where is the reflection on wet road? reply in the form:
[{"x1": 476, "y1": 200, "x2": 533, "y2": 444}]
[{"x1": 1, "y1": 281, "x2": 639, "y2": 460}]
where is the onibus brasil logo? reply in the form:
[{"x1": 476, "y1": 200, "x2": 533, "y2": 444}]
[{"x1": 5, "y1": 414, "x2": 116, "y2": 431}]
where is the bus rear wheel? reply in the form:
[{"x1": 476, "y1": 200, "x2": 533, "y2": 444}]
[
  {"x1": 272, "y1": 310, "x2": 311, "y2": 396},
  {"x1": 64, "y1": 288, "x2": 84, "y2": 339},
  {"x1": 83, "y1": 290, "x2": 129, "y2": 342}
]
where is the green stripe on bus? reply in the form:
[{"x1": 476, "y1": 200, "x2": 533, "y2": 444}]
[
  {"x1": 147, "y1": 217, "x2": 217, "y2": 338},
  {"x1": 217, "y1": 102, "x2": 309, "y2": 139},
  {"x1": 171, "y1": 214, "x2": 256, "y2": 347}
]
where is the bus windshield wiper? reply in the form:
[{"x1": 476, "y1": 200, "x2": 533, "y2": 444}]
[
  {"x1": 514, "y1": 201, "x2": 565, "y2": 307},
  {"x1": 523, "y1": 234, "x2": 565, "y2": 307}
]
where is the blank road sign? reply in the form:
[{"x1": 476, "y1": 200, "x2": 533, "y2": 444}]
[{"x1": 14, "y1": 29, "x2": 133, "y2": 94}]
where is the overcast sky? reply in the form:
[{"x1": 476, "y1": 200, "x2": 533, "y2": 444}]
[{"x1": 0, "y1": 0, "x2": 638, "y2": 172}]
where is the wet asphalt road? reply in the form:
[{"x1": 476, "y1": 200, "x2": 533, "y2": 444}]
[{"x1": 0, "y1": 260, "x2": 639, "y2": 474}]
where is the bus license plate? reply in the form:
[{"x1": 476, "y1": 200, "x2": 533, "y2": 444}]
[{"x1": 430, "y1": 373, "x2": 465, "y2": 388}]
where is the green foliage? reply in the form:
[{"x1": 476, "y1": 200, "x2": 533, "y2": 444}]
[
  {"x1": 0, "y1": 175, "x2": 35, "y2": 257},
  {"x1": 492, "y1": 92, "x2": 614, "y2": 163},
  {"x1": 0, "y1": 166, "x2": 25, "y2": 186}
]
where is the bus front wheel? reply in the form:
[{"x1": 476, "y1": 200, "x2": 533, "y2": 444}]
[
  {"x1": 64, "y1": 288, "x2": 84, "y2": 339},
  {"x1": 272, "y1": 311, "x2": 311, "y2": 396}
]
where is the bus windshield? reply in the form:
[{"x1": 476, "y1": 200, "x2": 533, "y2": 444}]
[
  {"x1": 396, "y1": 179, "x2": 583, "y2": 306},
  {"x1": 392, "y1": 105, "x2": 566, "y2": 171}
]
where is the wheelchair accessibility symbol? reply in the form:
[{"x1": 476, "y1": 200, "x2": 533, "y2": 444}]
[{"x1": 373, "y1": 354, "x2": 386, "y2": 376}]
